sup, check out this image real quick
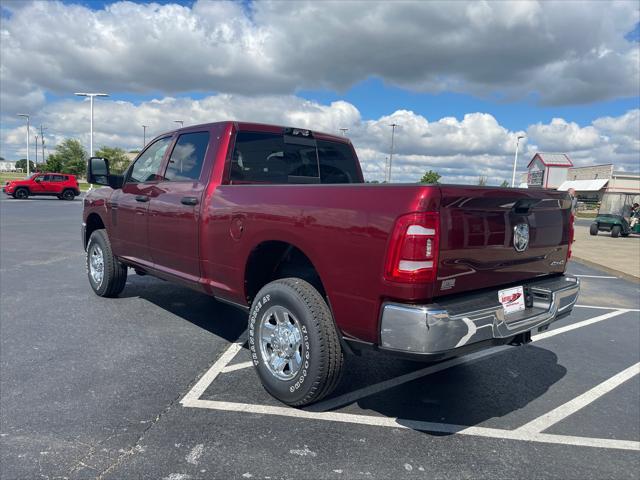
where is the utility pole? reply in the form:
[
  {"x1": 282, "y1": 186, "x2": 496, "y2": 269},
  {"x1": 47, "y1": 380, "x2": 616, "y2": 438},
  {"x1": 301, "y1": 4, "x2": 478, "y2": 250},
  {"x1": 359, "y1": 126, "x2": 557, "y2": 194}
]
[
  {"x1": 75, "y1": 93, "x2": 109, "y2": 156},
  {"x1": 40, "y1": 125, "x2": 46, "y2": 164},
  {"x1": 511, "y1": 135, "x2": 526, "y2": 187},
  {"x1": 17, "y1": 114, "x2": 30, "y2": 176},
  {"x1": 387, "y1": 123, "x2": 399, "y2": 183},
  {"x1": 142, "y1": 125, "x2": 148, "y2": 148},
  {"x1": 34, "y1": 135, "x2": 38, "y2": 168},
  {"x1": 339, "y1": 128, "x2": 349, "y2": 136}
]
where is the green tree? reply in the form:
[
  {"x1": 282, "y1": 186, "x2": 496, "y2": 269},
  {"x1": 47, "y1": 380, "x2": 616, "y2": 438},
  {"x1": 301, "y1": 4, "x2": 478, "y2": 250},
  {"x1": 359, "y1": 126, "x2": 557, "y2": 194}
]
[
  {"x1": 94, "y1": 146, "x2": 131, "y2": 174},
  {"x1": 500, "y1": 180, "x2": 509, "y2": 187},
  {"x1": 420, "y1": 170, "x2": 441, "y2": 184},
  {"x1": 15, "y1": 159, "x2": 35, "y2": 172},
  {"x1": 45, "y1": 139, "x2": 87, "y2": 177}
]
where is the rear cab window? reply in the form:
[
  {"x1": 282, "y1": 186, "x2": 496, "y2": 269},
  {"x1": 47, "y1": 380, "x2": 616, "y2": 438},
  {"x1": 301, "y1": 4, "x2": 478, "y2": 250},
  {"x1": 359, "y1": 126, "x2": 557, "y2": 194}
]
[{"x1": 230, "y1": 130, "x2": 362, "y2": 184}]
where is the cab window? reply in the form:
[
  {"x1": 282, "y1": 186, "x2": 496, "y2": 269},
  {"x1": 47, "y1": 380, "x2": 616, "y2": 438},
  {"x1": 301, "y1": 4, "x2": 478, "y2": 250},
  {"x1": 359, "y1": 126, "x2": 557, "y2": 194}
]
[
  {"x1": 163, "y1": 132, "x2": 209, "y2": 182},
  {"x1": 128, "y1": 137, "x2": 172, "y2": 184}
]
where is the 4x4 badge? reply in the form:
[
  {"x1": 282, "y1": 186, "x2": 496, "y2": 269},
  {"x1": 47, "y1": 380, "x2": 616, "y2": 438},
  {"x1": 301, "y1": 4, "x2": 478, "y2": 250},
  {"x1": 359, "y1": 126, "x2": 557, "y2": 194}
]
[{"x1": 513, "y1": 223, "x2": 529, "y2": 252}]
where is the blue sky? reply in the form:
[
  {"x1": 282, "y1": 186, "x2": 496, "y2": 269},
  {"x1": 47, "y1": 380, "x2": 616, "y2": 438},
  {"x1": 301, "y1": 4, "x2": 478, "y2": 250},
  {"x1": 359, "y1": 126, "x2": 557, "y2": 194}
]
[{"x1": 40, "y1": 0, "x2": 638, "y2": 132}]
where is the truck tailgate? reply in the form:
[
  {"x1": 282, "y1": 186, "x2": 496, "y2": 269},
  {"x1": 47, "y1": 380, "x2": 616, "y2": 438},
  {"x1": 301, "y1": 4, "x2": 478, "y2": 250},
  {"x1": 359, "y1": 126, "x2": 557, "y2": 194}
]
[{"x1": 435, "y1": 186, "x2": 572, "y2": 297}]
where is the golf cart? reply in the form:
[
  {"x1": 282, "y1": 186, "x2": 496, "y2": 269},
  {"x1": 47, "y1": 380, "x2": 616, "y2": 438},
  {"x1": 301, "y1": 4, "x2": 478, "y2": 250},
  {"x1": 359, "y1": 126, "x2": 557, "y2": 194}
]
[{"x1": 590, "y1": 193, "x2": 640, "y2": 237}]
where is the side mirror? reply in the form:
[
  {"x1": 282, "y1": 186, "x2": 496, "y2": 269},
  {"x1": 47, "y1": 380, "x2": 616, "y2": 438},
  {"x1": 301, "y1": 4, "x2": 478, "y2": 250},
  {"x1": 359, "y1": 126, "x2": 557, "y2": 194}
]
[{"x1": 87, "y1": 157, "x2": 124, "y2": 189}]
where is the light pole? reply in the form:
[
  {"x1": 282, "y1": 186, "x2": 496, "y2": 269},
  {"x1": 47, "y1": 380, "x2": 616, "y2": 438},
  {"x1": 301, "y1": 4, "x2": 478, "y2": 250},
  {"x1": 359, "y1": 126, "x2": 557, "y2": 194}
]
[
  {"x1": 40, "y1": 125, "x2": 47, "y2": 164},
  {"x1": 142, "y1": 125, "x2": 148, "y2": 148},
  {"x1": 34, "y1": 135, "x2": 38, "y2": 168},
  {"x1": 339, "y1": 128, "x2": 349, "y2": 136},
  {"x1": 74, "y1": 92, "x2": 109, "y2": 156},
  {"x1": 174, "y1": 120, "x2": 184, "y2": 128},
  {"x1": 511, "y1": 135, "x2": 526, "y2": 187},
  {"x1": 387, "y1": 123, "x2": 399, "y2": 183},
  {"x1": 17, "y1": 114, "x2": 30, "y2": 176}
]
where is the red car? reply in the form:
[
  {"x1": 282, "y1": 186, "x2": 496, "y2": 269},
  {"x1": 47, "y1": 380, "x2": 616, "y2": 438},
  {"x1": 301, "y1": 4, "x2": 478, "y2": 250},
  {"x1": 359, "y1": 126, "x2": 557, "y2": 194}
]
[
  {"x1": 82, "y1": 121, "x2": 579, "y2": 406},
  {"x1": 4, "y1": 173, "x2": 80, "y2": 200}
]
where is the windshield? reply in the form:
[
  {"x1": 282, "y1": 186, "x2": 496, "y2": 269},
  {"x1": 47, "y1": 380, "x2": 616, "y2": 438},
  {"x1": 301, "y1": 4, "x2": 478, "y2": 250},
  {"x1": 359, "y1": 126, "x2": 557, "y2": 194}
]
[{"x1": 599, "y1": 193, "x2": 640, "y2": 217}]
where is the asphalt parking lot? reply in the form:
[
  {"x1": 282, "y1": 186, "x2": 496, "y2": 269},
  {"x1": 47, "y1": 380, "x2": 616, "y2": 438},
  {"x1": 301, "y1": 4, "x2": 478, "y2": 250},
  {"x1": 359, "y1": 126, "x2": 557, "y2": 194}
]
[{"x1": 1, "y1": 196, "x2": 639, "y2": 480}]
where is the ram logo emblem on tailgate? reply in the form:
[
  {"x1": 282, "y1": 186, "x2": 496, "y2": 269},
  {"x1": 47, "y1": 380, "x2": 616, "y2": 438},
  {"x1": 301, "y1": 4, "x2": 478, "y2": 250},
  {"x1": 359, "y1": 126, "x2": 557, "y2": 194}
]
[{"x1": 513, "y1": 223, "x2": 530, "y2": 252}]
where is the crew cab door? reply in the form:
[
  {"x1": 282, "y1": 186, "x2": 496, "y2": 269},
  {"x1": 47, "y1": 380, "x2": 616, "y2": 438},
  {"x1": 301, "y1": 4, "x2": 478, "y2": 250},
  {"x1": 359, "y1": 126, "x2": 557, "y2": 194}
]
[
  {"x1": 31, "y1": 174, "x2": 47, "y2": 193},
  {"x1": 109, "y1": 136, "x2": 172, "y2": 266},
  {"x1": 147, "y1": 130, "x2": 212, "y2": 281}
]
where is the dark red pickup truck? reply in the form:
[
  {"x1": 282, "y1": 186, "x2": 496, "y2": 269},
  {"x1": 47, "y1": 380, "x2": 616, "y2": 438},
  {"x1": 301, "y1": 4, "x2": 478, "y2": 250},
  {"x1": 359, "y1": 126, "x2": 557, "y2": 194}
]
[{"x1": 82, "y1": 121, "x2": 580, "y2": 406}]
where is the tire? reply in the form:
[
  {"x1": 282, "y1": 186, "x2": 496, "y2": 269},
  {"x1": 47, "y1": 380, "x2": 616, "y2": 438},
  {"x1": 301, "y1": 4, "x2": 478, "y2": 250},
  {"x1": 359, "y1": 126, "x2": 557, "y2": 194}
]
[
  {"x1": 62, "y1": 189, "x2": 75, "y2": 200},
  {"x1": 86, "y1": 229, "x2": 127, "y2": 297},
  {"x1": 611, "y1": 225, "x2": 621, "y2": 238},
  {"x1": 589, "y1": 223, "x2": 598, "y2": 236},
  {"x1": 248, "y1": 278, "x2": 344, "y2": 407},
  {"x1": 15, "y1": 188, "x2": 28, "y2": 199},
  {"x1": 57, "y1": 195, "x2": 64, "y2": 200}
]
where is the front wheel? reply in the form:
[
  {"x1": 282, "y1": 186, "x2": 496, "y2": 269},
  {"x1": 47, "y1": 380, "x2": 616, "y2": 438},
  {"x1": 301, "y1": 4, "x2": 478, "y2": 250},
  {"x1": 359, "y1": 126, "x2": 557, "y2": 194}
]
[
  {"x1": 15, "y1": 188, "x2": 28, "y2": 199},
  {"x1": 589, "y1": 223, "x2": 598, "y2": 236},
  {"x1": 248, "y1": 278, "x2": 344, "y2": 407},
  {"x1": 86, "y1": 229, "x2": 127, "y2": 297},
  {"x1": 611, "y1": 225, "x2": 621, "y2": 238}
]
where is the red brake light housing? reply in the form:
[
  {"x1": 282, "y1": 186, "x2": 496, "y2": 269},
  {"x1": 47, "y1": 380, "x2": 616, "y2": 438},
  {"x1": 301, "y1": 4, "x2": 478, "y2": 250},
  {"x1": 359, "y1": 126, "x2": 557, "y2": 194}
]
[{"x1": 385, "y1": 212, "x2": 439, "y2": 283}]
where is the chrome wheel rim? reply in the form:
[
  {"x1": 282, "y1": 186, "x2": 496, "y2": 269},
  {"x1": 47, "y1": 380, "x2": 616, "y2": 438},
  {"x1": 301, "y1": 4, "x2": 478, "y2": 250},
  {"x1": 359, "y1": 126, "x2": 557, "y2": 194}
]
[
  {"x1": 258, "y1": 305, "x2": 304, "y2": 380},
  {"x1": 89, "y1": 244, "x2": 104, "y2": 286}
]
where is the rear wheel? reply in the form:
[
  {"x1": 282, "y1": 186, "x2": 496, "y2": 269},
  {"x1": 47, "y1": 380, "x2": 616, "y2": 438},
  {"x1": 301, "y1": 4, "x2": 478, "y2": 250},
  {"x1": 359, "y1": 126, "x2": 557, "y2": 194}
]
[
  {"x1": 248, "y1": 278, "x2": 343, "y2": 407},
  {"x1": 611, "y1": 225, "x2": 621, "y2": 238},
  {"x1": 15, "y1": 188, "x2": 28, "y2": 199},
  {"x1": 62, "y1": 189, "x2": 75, "y2": 200},
  {"x1": 86, "y1": 229, "x2": 127, "y2": 297},
  {"x1": 589, "y1": 223, "x2": 598, "y2": 236}
]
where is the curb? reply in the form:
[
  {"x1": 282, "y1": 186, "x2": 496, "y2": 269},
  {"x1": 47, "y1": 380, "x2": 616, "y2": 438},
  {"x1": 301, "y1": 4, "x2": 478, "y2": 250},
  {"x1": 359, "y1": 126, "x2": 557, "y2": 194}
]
[{"x1": 571, "y1": 256, "x2": 640, "y2": 283}]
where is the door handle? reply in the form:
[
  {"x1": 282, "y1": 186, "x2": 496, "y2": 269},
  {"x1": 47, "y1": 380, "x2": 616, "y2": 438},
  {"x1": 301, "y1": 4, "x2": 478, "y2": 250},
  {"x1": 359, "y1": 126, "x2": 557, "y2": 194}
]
[
  {"x1": 135, "y1": 195, "x2": 149, "y2": 203},
  {"x1": 181, "y1": 196, "x2": 199, "y2": 206}
]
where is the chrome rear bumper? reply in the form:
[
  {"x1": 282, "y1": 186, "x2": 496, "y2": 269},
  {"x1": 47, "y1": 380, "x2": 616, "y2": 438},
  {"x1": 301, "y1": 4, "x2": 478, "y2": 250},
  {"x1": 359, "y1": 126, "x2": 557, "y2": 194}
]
[{"x1": 380, "y1": 275, "x2": 580, "y2": 355}]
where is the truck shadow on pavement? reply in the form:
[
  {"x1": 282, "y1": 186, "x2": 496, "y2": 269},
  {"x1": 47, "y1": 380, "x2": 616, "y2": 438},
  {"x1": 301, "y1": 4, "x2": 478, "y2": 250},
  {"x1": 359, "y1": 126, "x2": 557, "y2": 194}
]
[
  {"x1": 120, "y1": 274, "x2": 247, "y2": 344},
  {"x1": 346, "y1": 346, "x2": 566, "y2": 433},
  {"x1": 120, "y1": 274, "x2": 567, "y2": 434}
]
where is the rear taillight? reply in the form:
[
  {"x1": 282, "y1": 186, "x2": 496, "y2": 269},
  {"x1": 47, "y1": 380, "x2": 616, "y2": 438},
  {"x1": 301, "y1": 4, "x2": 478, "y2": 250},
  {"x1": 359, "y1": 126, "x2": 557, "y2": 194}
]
[
  {"x1": 567, "y1": 212, "x2": 575, "y2": 259},
  {"x1": 385, "y1": 212, "x2": 439, "y2": 283}
]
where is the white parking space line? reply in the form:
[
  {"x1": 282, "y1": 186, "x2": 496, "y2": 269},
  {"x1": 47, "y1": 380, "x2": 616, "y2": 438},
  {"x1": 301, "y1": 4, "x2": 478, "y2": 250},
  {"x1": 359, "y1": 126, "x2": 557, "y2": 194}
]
[
  {"x1": 180, "y1": 308, "x2": 640, "y2": 451},
  {"x1": 180, "y1": 331, "x2": 246, "y2": 405},
  {"x1": 184, "y1": 399, "x2": 639, "y2": 452},
  {"x1": 576, "y1": 305, "x2": 640, "y2": 312},
  {"x1": 533, "y1": 310, "x2": 628, "y2": 341},
  {"x1": 517, "y1": 362, "x2": 640, "y2": 434},
  {"x1": 314, "y1": 309, "x2": 633, "y2": 411},
  {"x1": 574, "y1": 274, "x2": 618, "y2": 279},
  {"x1": 221, "y1": 361, "x2": 254, "y2": 373},
  {"x1": 311, "y1": 346, "x2": 511, "y2": 412}
]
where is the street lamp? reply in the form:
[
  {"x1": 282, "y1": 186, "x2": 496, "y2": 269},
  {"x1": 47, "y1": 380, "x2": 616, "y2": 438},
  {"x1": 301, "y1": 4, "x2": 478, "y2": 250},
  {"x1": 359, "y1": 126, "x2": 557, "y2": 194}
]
[
  {"x1": 17, "y1": 114, "x2": 30, "y2": 176},
  {"x1": 387, "y1": 123, "x2": 399, "y2": 183},
  {"x1": 74, "y1": 92, "x2": 109, "y2": 156},
  {"x1": 339, "y1": 128, "x2": 349, "y2": 136},
  {"x1": 174, "y1": 120, "x2": 184, "y2": 128},
  {"x1": 142, "y1": 125, "x2": 148, "y2": 148},
  {"x1": 511, "y1": 135, "x2": 526, "y2": 187}
]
